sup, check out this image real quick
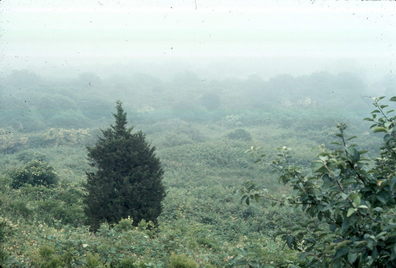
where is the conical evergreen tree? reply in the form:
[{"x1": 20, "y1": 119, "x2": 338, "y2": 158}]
[{"x1": 84, "y1": 101, "x2": 165, "y2": 231}]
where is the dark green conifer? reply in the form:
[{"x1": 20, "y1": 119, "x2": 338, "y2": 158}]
[{"x1": 84, "y1": 101, "x2": 165, "y2": 231}]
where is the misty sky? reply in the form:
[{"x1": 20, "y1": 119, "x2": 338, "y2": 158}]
[{"x1": 0, "y1": 0, "x2": 396, "y2": 78}]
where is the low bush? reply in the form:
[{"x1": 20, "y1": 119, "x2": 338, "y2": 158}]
[{"x1": 10, "y1": 160, "x2": 58, "y2": 189}]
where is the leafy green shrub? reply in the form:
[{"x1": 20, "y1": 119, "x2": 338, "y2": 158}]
[
  {"x1": 168, "y1": 254, "x2": 198, "y2": 268},
  {"x1": 247, "y1": 96, "x2": 396, "y2": 267},
  {"x1": 226, "y1": 129, "x2": 252, "y2": 141},
  {"x1": 10, "y1": 160, "x2": 58, "y2": 189},
  {"x1": 113, "y1": 217, "x2": 134, "y2": 232}
]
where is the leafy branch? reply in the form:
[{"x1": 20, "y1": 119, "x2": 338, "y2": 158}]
[{"x1": 241, "y1": 96, "x2": 396, "y2": 267}]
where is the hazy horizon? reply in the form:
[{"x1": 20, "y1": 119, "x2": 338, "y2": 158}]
[{"x1": 0, "y1": 0, "x2": 395, "y2": 80}]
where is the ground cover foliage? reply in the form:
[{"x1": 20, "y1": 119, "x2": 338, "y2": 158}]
[{"x1": 0, "y1": 70, "x2": 390, "y2": 267}]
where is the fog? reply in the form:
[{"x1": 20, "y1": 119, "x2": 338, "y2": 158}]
[
  {"x1": 1, "y1": 0, "x2": 395, "y2": 79},
  {"x1": 1, "y1": 0, "x2": 396, "y2": 133},
  {"x1": 3, "y1": 2, "x2": 396, "y2": 266}
]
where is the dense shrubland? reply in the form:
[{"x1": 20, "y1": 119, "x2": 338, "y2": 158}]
[{"x1": 0, "y1": 70, "x2": 391, "y2": 266}]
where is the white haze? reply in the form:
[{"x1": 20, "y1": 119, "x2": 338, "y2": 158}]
[{"x1": 0, "y1": 0, "x2": 395, "y2": 79}]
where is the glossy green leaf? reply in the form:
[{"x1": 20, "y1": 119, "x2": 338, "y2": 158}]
[
  {"x1": 347, "y1": 208, "x2": 356, "y2": 217},
  {"x1": 373, "y1": 127, "x2": 387, "y2": 133}
]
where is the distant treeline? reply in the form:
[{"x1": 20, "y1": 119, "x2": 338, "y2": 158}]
[{"x1": 1, "y1": 70, "x2": 395, "y2": 132}]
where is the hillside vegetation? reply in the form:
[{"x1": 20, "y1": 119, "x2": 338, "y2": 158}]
[{"x1": 0, "y1": 70, "x2": 393, "y2": 267}]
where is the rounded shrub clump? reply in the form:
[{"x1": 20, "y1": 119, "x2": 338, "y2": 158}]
[{"x1": 10, "y1": 160, "x2": 58, "y2": 189}]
